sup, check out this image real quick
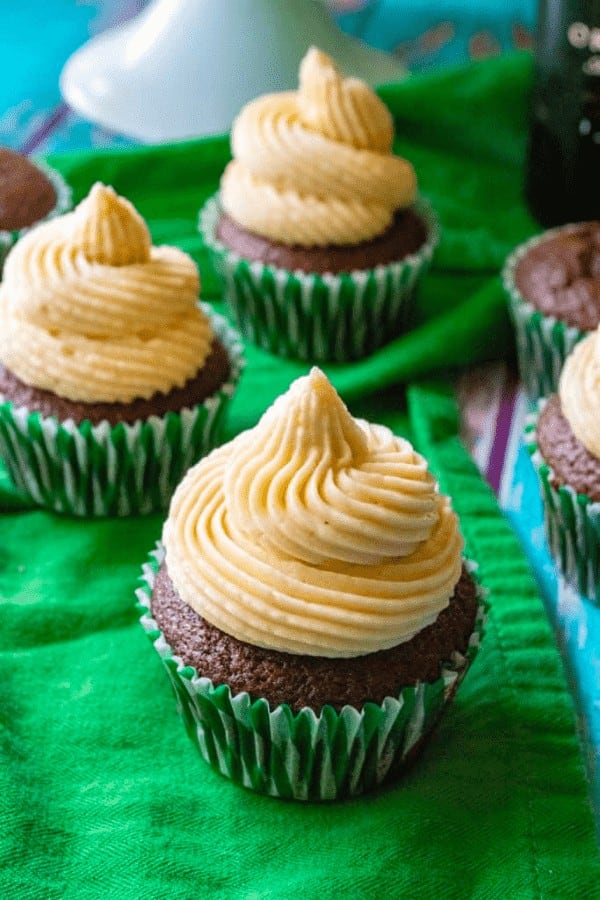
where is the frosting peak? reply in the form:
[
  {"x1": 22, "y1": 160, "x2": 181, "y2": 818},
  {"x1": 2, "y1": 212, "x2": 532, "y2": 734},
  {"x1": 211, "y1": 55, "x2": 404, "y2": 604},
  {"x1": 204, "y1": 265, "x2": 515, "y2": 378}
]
[
  {"x1": 0, "y1": 184, "x2": 213, "y2": 404},
  {"x1": 298, "y1": 48, "x2": 394, "y2": 152},
  {"x1": 71, "y1": 182, "x2": 151, "y2": 266},
  {"x1": 164, "y1": 372, "x2": 463, "y2": 658},
  {"x1": 220, "y1": 47, "x2": 416, "y2": 247},
  {"x1": 261, "y1": 367, "x2": 369, "y2": 464}
]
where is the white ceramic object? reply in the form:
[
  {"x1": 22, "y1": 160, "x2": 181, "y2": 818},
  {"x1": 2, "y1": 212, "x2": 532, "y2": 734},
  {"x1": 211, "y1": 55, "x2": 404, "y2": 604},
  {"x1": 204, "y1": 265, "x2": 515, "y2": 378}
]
[{"x1": 60, "y1": 0, "x2": 405, "y2": 142}]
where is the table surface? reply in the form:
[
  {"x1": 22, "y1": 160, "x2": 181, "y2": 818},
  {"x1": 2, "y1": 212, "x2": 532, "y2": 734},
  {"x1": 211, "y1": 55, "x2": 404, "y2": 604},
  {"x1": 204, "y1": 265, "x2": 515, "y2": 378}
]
[{"x1": 1, "y1": 0, "x2": 598, "y2": 835}]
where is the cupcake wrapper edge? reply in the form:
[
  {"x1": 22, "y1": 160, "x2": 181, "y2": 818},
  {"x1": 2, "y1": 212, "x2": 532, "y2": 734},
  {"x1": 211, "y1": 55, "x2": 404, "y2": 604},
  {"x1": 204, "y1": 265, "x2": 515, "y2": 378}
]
[
  {"x1": 502, "y1": 228, "x2": 588, "y2": 400},
  {"x1": 137, "y1": 545, "x2": 487, "y2": 801},
  {"x1": 525, "y1": 408, "x2": 600, "y2": 603},
  {"x1": 0, "y1": 161, "x2": 73, "y2": 273},
  {"x1": 0, "y1": 307, "x2": 243, "y2": 517},
  {"x1": 199, "y1": 194, "x2": 439, "y2": 362}
]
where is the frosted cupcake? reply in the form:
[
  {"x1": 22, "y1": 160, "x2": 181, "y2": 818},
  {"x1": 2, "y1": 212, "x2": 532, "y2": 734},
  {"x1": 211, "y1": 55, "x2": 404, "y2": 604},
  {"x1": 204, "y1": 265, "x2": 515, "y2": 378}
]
[
  {"x1": 503, "y1": 220, "x2": 600, "y2": 399},
  {"x1": 0, "y1": 147, "x2": 71, "y2": 271},
  {"x1": 199, "y1": 48, "x2": 438, "y2": 362},
  {"x1": 526, "y1": 324, "x2": 600, "y2": 602},
  {"x1": 137, "y1": 369, "x2": 485, "y2": 801},
  {"x1": 0, "y1": 183, "x2": 243, "y2": 516}
]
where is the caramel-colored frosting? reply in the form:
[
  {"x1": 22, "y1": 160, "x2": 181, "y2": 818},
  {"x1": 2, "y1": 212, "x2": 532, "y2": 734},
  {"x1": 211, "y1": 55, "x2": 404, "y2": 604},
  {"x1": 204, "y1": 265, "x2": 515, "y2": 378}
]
[
  {"x1": 559, "y1": 328, "x2": 600, "y2": 458},
  {"x1": 220, "y1": 48, "x2": 417, "y2": 247},
  {"x1": 163, "y1": 368, "x2": 463, "y2": 658},
  {"x1": 0, "y1": 183, "x2": 212, "y2": 403}
]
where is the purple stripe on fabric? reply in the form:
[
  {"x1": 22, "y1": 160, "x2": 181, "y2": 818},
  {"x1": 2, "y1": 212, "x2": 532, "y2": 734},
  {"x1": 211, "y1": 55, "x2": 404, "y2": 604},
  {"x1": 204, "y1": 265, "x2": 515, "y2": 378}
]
[
  {"x1": 20, "y1": 103, "x2": 70, "y2": 155},
  {"x1": 486, "y1": 381, "x2": 518, "y2": 494}
]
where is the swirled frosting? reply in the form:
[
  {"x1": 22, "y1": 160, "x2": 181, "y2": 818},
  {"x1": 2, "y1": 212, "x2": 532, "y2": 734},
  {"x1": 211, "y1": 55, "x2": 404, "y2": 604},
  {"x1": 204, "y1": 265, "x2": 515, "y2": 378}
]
[
  {"x1": 0, "y1": 183, "x2": 213, "y2": 403},
  {"x1": 559, "y1": 327, "x2": 600, "y2": 458},
  {"x1": 220, "y1": 47, "x2": 417, "y2": 247},
  {"x1": 163, "y1": 368, "x2": 463, "y2": 658}
]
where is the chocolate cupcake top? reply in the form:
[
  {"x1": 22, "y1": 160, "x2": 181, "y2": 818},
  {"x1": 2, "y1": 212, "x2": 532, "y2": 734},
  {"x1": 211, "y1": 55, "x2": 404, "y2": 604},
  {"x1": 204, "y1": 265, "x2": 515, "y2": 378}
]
[
  {"x1": 163, "y1": 368, "x2": 463, "y2": 658},
  {"x1": 514, "y1": 221, "x2": 600, "y2": 331},
  {"x1": 0, "y1": 183, "x2": 214, "y2": 403},
  {"x1": 558, "y1": 323, "x2": 600, "y2": 460},
  {"x1": 0, "y1": 147, "x2": 57, "y2": 231},
  {"x1": 220, "y1": 47, "x2": 417, "y2": 248}
]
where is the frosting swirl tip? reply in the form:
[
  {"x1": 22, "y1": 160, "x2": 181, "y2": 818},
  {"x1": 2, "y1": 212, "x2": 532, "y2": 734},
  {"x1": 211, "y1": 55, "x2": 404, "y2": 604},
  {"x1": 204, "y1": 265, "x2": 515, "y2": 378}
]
[
  {"x1": 164, "y1": 370, "x2": 464, "y2": 658},
  {"x1": 0, "y1": 182, "x2": 213, "y2": 404},
  {"x1": 220, "y1": 46, "x2": 416, "y2": 248},
  {"x1": 71, "y1": 181, "x2": 151, "y2": 266}
]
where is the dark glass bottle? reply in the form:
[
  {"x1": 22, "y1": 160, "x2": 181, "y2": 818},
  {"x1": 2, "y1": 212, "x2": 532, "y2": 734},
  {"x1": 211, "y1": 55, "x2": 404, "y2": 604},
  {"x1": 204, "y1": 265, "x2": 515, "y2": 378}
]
[{"x1": 525, "y1": 1, "x2": 600, "y2": 226}]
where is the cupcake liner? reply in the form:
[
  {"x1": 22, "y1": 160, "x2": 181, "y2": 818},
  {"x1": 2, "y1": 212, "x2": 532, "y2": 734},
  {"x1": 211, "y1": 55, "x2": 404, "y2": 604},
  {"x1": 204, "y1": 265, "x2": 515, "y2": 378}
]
[
  {"x1": 502, "y1": 225, "x2": 589, "y2": 401},
  {"x1": 136, "y1": 546, "x2": 487, "y2": 801},
  {"x1": 0, "y1": 160, "x2": 72, "y2": 272},
  {"x1": 0, "y1": 308, "x2": 244, "y2": 517},
  {"x1": 199, "y1": 195, "x2": 439, "y2": 362},
  {"x1": 525, "y1": 406, "x2": 600, "y2": 603}
]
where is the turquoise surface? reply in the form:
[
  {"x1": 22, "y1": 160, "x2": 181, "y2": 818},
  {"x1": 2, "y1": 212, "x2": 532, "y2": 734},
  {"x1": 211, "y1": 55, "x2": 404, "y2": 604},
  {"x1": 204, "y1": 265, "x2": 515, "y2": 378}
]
[{"x1": 505, "y1": 440, "x2": 600, "y2": 819}]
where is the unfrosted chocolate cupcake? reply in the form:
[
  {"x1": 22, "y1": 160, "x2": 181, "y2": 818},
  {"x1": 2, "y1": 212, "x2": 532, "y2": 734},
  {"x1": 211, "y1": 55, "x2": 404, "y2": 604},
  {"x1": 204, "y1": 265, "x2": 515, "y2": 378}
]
[
  {"x1": 0, "y1": 183, "x2": 243, "y2": 516},
  {"x1": 200, "y1": 48, "x2": 438, "y2": 362},
  {"x1": 503, "y1": 220, "x2": 600, "y2": 399},
  {"x1": 526, "y1": 324, "x2": 600, "y2": 602},
  {"x1": 138, "y1": 369, "x2": 485, "y2": 801},
  {"x1": 0, "y1": 147, "x2": 71, "y2": 269}
]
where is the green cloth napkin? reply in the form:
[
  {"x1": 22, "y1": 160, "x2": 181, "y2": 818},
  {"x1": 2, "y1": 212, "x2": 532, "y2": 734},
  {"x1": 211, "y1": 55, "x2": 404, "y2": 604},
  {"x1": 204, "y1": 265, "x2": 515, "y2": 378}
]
[{"x1": 1, "y1": 53, "x2": 598, "y2": 897}]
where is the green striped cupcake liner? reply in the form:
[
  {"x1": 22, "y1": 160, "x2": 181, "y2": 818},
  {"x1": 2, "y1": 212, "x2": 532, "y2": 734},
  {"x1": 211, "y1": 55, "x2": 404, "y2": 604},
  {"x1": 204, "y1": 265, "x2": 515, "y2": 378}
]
[
  {"x1": 199, "y1": 194, "x2": 439, "y2": 362},
  {"x1": 136, "y1": 546, "x2": 487, "y2": 801},
  {"x1": 502, "y1": 225, "x2": 589, "y2": 402},
  {"x1": 0, "y1": 308, "x2": 244, "y2": 517},
  {"x1": 525, "y1": 404, "x2": 600, "y2": 603},
  {"x1": 0, "y1": 160, "x2": 72, "y2": 273}
]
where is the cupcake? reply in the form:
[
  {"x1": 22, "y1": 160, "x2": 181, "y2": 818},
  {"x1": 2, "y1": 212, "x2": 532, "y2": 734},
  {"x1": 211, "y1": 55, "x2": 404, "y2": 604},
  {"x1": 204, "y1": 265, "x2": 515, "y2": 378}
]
[
  {"x1": 137, "y1": 369, "x2": 485, "y2": 801},
  {"x1": 0, "y1": 183, "x2": 243, "y2": 517},
  {"x1": 525, "y1": 324, "x2": 600, "y2": 602},
  {"x1": 199, "y1": 48, "x2": 439, "y2": 362},
  {"x1": 0, "y1": 146, "x2": 72, "y2": 270},
  {"x1": 503, "y1": 220, "x2": 600, "y2": 399}
]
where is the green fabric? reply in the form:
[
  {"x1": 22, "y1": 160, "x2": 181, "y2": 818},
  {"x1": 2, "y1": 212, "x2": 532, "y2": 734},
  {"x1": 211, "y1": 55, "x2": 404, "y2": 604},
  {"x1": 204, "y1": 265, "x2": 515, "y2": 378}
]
[{"x1": 1, "y1": 52, "x2": 598, "y2": 897}]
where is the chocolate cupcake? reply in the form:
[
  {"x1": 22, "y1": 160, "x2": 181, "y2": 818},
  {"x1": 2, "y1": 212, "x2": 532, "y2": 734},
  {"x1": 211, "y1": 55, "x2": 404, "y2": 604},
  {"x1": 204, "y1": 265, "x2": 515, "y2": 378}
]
[
  {"x1": 199, "y1": 48, "x2": 439, "y2": 362},
  {"x1": 526, "y1": 325, "x2": 600, "y2": 602},
  {"x1": 0, "y1": 147, "x2": 71, "y2": 271},
  {"x1": 503, "y1": 220, "x2": 600, "y2": 399},
  {"x1": 137, "y1": 369, "x2": 486, "y2": 800},
  {"x1": 0, "y1": 183, "x2": 243, "y2": 516}
]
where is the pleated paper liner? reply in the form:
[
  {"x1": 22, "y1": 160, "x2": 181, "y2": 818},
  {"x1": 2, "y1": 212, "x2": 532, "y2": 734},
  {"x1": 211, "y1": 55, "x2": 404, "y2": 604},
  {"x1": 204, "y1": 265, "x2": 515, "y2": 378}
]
[
  {"x1": 502, "y1": 225, "x2": 590, "y2": 402},
  {"x1": 137, "y1": 545, "x2": 487, "y2": 802},
  {"x1": 525, "y1": 405, "x2": 600, "y2": 604},
  {"x1": 199, "y1": 194, "x2": 439, "y2": 362},
  {"x1": 0, "y1": 160, "x2": 73, "y2": 273},
  {"x1": 0, "y1": 308, "x2": 244, "y2": 517}
]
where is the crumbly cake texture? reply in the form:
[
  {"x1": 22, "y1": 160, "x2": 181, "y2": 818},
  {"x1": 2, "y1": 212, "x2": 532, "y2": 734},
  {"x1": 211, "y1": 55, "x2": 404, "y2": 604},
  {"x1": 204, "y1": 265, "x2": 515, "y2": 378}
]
[
  {"x1": 514, "y1": 221, "x2": 600, "y2": 331},
  {"x1": 216, "y1": 207, "x2": 428, "y2": 275},
  {"x1": 0, "y1": 147, "x2": 57, "y2": 231},
  {"x1": 536, "y1": 393, "x2": 600, "y2": 501},
  {"x1": 151, "y1": 562, "x2": 479, "y2": 713},
  {"x1": 0, "y1": 338, "x2": 231, "y2": 426}
]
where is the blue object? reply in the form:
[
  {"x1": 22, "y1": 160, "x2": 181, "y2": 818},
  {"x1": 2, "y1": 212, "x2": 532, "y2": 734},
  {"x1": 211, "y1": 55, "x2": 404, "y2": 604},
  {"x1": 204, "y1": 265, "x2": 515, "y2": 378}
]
[{"x1": 504, "y1": 440, "x2": 600, "y2": 818}]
